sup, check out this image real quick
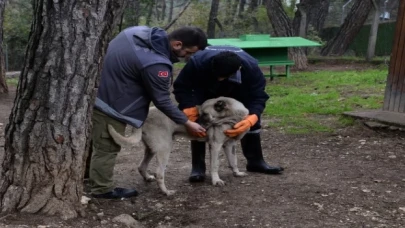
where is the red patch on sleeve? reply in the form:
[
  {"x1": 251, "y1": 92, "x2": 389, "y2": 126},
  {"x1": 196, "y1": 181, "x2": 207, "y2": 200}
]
[{"x1": 158, "y1": 71, "x2": 169, "y2": 77}]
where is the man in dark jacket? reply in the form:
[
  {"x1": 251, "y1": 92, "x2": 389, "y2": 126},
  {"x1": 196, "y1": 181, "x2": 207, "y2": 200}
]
[
  {"x1": 89, "y1": 26, "x2": 208, "y2": 199},
  {"x1": 173, "y1": 45, "x2": 284, "y2": 183}
]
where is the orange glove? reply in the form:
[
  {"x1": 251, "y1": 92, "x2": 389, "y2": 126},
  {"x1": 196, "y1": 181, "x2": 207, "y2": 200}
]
[
  {"x1": 183, "y1": 107, "x2": 199, "y2": 122},
  {"x1": 224, "y1": 114, "x2": 258, "y2": 138}
]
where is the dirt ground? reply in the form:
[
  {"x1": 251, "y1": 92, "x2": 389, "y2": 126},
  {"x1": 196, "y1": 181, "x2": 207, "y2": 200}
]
[{"x1": 1, "y1": 63, "x2": 405, "y2": 228}]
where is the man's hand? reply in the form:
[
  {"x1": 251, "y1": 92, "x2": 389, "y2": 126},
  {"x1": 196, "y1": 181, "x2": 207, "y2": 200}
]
[
  {"x1": 185, "y1": 120, "x2": 206, "y2": 137},
  {"x1": 224, "y1": 114, "x2": 258, "y2": 138},
  {"x1": 183, "y1": 107, "x2": 199, "y2": 122}
]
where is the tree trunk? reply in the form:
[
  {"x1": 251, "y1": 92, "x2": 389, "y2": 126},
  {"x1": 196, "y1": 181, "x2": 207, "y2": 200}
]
[
  {"x1": 238, "y1": 0, "x2": 246, "y2": 18},
  {"x1": 118, "y1": 11, "x2": 125, "y2": 32},
  {"x1": 0, "y1": 0, "x2": 126, "y2": 219},
  {"x1": 0, "y1": 0, "x2": 7, "y2": 94},
  {"x1": 133, "y1": 0, "x2": 141, "y2": 26},
  {"x1": 295, "y1": 3, "x2": 308, "y2": 37},
  {"x1": 161, "y1": 0, "x2": 166, "y2": 21},
  {"x1": 266, "y1": 0, "x2": 308, "y2": 69},
  {"x1": 168, "y1": 0, "x2": 174, "y2": 22},
  {"x1": 321, "y1": 0, "x2": 373, "y2": 56},
  {"x1": 309, "y1": 0, "x2": 330, "y2": 33},
  {"x1": 207, "y1": 0, "x2": 220, "y2": 38},
  {"x1": 366, "y1": 0, "x2": 380, "y2": 61},
  {"x1": 293, "y1": 0, "x2": 329, "y2": 36},
  {"x1": 224, "y1": 0, "x2": 239, "y2": 26},
  {"x1": 248, "y1": 0, "x2": 260, "y2": 33},
  {"x1": 155, "y1": 0, "x2": 161, "y2": 21},
  {"x1": 146, "y1": 0, "x2": 155, "y2": 26}
]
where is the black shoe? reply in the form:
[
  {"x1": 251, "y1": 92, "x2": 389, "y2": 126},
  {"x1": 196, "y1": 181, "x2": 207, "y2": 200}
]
[
  {"x1": 246, "y1": 160, "x2": 284, "y2": 174},
  {"x1": 189, "y1": 171, "x2": 206, "y2": 182},
  {"x1": 189, "y1": 140, "x2": 206, "y2": 183},
  {"x1": 91, "y1": 187, "x2": 138, "y2": 199},
  {"x1": 241, "y1": 133, "x2": 284, "y2": 175}
]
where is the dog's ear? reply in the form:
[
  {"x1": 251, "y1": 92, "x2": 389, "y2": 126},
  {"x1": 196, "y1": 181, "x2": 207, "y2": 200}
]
[{"x1": 214, "y1": 100, "x2": 227, "y2": 112}]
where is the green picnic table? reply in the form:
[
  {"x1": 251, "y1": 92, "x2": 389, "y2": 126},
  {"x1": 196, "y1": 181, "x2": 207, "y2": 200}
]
[{"x1": 207, "y1": 34, "x2": 321, "y2": 80}]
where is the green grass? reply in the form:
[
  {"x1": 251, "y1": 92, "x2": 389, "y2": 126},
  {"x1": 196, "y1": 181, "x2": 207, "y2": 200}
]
[
  {"x1": 264, "y1": 67, "x2": 388, "y2": 134},
  {"x1": 6, "y1": 78, "x2": 19, "y2": 86},
  {"x1": 173, "y1": 62, "x2": 186, "y2": 69}
]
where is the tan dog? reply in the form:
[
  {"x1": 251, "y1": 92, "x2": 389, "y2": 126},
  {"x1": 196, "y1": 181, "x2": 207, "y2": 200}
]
[{"x1": 108, "y1": 97, "x2": 249, "y2": 196}]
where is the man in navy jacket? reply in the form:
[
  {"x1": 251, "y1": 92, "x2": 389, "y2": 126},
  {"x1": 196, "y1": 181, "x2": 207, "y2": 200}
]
[
  {"x1": 173, "y1": 45, "x2": 284, "y2": 182},
  {"x1": 89, "y1": 26, "x2": 208, "y2": 199}
]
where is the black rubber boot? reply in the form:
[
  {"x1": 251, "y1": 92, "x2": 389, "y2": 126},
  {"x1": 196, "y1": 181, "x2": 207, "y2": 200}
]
[
  {"x1": 189, "y1": 140, "x2": 206, "y2": 182},
  {"x1": 241, "y1": 133, "x2": 284, "y2": 174},
  {"x1": 92, "y1": 187, "x2": 138, "y2": 199}
]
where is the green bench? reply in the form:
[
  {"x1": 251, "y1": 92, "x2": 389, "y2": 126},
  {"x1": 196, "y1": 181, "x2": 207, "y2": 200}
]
[
  {"x1": 208, "y1": 34, "x2": 321, "y2": 80},
  {"x1": 259, "y1": 60, "x2": 295, "y2": 80}
]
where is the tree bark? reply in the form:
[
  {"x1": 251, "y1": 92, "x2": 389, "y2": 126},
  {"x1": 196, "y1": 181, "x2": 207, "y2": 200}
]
[
  {"x1": 293, "y1": 0, "x2": 329, "y2": 37},
  {"x1": 321, "y1": 0, "x2": 373, "y2": 56},
  {"x1": 0, "y1": 0, "x2": 7, "y2": 94},
  {"x1": 118, "y1": 11, "x2": 125, "y2": 32},
  {"x1": 146, "y1": 0, "x2": 155, "y2": 26},
  {"x1": 155, "y1": 0, "x2": 161, "y2": 21},
  {"x1": 366, "y1": 0, "x2": 380, "y2": 61},
  {"x1": 133, "y1": 0, "x2": 141, "y2": 26},
  {"x1": 248, "y1": 0, "x2": 260, "y2": 33},
  {"x1": 207, "y1": 0, "x2": 220, "y2": 38},
  {"x1": 295, "y1": 3, "x2": 308, "y2": 37},
  {"x1": 224, "y1": 0, "x2": 239, "y2": 26},
  {"x1": 0, "y1": 0, "x2": 126, "y2": 219},
  {"x1": 309, "y1": 0, "x2": 330, "y2": 33},
  {"x1": 168, "y1": 0, "x2": 174, "y2": 22},
  {"x1": 161, "y1": 0, "x2": 166, "y2": 21},
  {"x1": 238, "y1": 0, "x2": 246, "y2": 18},
  {"x1": 266, "y1": 0, "x2": 308, "y2": 69}
]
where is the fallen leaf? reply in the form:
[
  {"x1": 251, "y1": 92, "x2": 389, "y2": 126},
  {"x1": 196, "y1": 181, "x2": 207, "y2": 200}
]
[
  {"x1": 349, "y1": 207, "x2": 362, "y2": 212},
  {"x1": 80, "y1": 196, "x2": 91, "y2": 205},
  {"x1": 313, "y1": 202, "x2": 323, "y2": 210}
]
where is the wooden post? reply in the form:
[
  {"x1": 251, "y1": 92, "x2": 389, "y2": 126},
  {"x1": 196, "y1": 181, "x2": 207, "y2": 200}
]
[{"x1": 383, "y1": 0, "x2": 405, "y2": 112}]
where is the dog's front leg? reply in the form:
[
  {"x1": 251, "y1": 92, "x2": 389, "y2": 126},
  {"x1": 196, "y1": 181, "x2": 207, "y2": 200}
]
[
  {"x1": 209, "y1": 143, "x2": 225, "y2": 186},
  {"x1": 224, "y1": 144, "x2": 247, "y2": 177}
]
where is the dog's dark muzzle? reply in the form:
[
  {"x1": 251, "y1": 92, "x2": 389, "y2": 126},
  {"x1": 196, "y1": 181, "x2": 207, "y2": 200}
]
[{"x1": 197, "y1": 114, "x2": 211, "y2": 128}]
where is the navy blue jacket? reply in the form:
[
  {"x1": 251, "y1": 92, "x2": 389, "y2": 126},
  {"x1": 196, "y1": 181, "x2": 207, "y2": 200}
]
[
  {"x1": 173, "y1": 45, "x2": 269, "y2": 118},
  {"x1": 95, "y1": 26, "x2": 188, "y2": 128}
]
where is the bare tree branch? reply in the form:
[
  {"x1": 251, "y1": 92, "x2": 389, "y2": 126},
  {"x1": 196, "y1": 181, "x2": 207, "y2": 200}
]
[{"x1": 163, "y1": 0, "x2": 192, "y2": 30}]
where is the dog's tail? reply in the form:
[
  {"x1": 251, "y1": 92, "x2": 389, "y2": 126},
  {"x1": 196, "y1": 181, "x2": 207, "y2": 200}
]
[{"x1": 107, "y1": 124, "x2": 142, "y2": 146}]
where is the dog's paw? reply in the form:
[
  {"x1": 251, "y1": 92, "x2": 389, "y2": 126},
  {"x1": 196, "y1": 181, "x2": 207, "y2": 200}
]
[
  {"x1": 144, "y1": 175, "x2": 156, "y2": 182},
  {"x1": 212, "y1": 179, "x2": 226, "y2": 186},
  {"x1": 164, "y1": 190, "x2": 176, "y2": 196},
  {"x1": 233, "y1": 171, "x2": 248, "y2": 177}
]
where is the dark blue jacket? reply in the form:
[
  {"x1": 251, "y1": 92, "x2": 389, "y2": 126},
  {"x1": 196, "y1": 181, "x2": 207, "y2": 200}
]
[
  {"x1": 173, "y1": 45, "x2": 269, "y2": 118},
  {"x1": 95, "y1": 26, "x2": 188, "y2": 128}
]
